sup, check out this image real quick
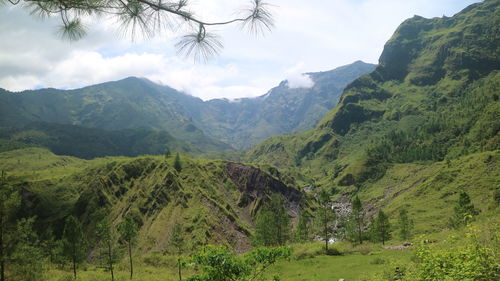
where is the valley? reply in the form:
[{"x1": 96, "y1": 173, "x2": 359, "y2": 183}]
[{"x1": 0, "y1": 0, "x2": 499, "y2": 280}]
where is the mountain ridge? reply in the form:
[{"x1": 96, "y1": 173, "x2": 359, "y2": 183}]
[{"x1": 0, "y1": 61, "x2": 376, "y2": 152}]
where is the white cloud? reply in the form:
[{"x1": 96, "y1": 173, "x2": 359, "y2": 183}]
[
  {"x1": 0, "y1": 0, "x2": 480, "y2": 99},
  {"x1": 286, "y1": 74, "x2": 314, "y2": 89}
]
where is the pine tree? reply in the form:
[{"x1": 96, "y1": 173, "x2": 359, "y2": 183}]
[
  {"x1": 349, "y1": 196, "x2": 364, "y2": 244},
  {"x1": 315, "y1": 188, "x2": 336, "y2": 252},
  {"x1": 450, "y1": 191, "x2": 479, "y2": 228},
  {"x1": 294, "y1": 211, "x2": 312, "y2": 242},
  {"x1": 11, "y1": 217, "x2": 46, "y2": 281},
  {"x1": 63, "y1": 216, "x2": 86, "y2": 280},
  {"x1": 174, "y1": 153, "x2": 182, "y2": 172},
  {"x1": 169, "y1": 223, "x2": 185, "y2": 281},
  {"x1": 96, "y1": 218, "x2": 116, "y2": 281},
  {"x1": 398, "y1": 209, "x2": 413, "y2": 240},
  {"x1": 253, "y1": 194, "x2": 291, "y2": 246},
  {"x1": 0, "y1": 183, "x2": 20, "y2": 281},
  {"x1": 373, "y1": 210, "x2": 391, "y2": 245},
  {"x1": 164, "y1": 147, "x2": 171, "y2": 159},
  {"x1": 119, "y1": 214, "x2": 138, "y2": 280}
]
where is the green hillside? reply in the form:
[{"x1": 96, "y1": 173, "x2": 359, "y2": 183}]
[
  {"x1": 0, "y1": 1, "x2": 498, "y2": 280},
  {"x1": 0, "y1": 61, "x2": 374, "y2": 152},
  {"x1": 247, "y1": 0, "x2": 499, "y2": 239},
  {"x1": 0, "y1": 122, "x2": 198, "y2": 159}
]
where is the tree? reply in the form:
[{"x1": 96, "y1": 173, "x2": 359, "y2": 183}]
[
  {"x1": 119, "y1": 214, "x2": 138, "y2": 280},
  {"x1": 253, "y1": 194, "x2": 290, "y2": 246},
  {"x1": 449, "y1": 191, "x2": 479, "y2": 228},
  {"x1": 7, "y1": 0, "x2": 274, "y2": 61},
  {"x1": 187, "y1": 245, "x2": 291, "y2": 281},
  {"x1": 315, "y1": 188, "x2": 336, "y2": 252},
  {"x1": 11, "y1": 217, "x2": 46, "y2": 281},
  {"x1": 40, "y1": 227, "x2": 57, "y2": 264},
  {"x1": 398, "y1": 209, "x2": 413, "y2": 240},
  {"x1": 294, "y1": 211, "x2": 312, "y2": 242},
  {"x1": 0, "y1": 183, "x2": 20, "y2": 281},
  {"x1": 372, "y1": 210, "x2": 391, "y2": 245},
  {"x1": 169, "y1": 223, "x2": 185, "y2": 281},
  {"x1": 164, "y1": 147, "x2": 171, "y2": 159},
  {"x1": 174, "y1": 153, "x2": 182, "y2": 172},
  {"x1": 96, "y1": 218, "x2": 117, "y2": 281},
  {"x1": 348, "y1": 196, "x2": 365, "y2": 244},
  {"x1": 62, "y1": 216, "x2": 86, "y2": 280}
]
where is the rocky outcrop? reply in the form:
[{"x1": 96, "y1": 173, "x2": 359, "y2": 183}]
[{"x1": 225, "y1": 162, "x2": 302, "y2": 217}]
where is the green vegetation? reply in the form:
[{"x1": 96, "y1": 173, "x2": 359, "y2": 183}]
[
  {"x1": 397, "y1": 209, "x2": 413, "y2": 240},
  {"x1": 315, "y1": 188, "x2": 336, "y2": 252},
  {"x1": 449, "y1": 191, "x2": 480, "y2": 228},
  {"x1": 62, "y1": 216, "x2": 86, "y2": 279},
  {"x1": 119, "y1": 214, "x2": 138, "y2": 279},
  {"x1": 0, "y1": 0, "x2": 498, "y2": 280}
]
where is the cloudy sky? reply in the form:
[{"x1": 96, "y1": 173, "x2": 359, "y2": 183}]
[{"x1": 0, "y1": 0, "x2": 479, "y2": 100}]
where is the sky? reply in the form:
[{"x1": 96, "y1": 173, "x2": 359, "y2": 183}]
[{"x1": 0, "y1": 0, "x2": 480, "y2": 100}]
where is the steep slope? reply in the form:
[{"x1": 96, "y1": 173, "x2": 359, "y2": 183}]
[
  {"x1": 0, "y1": 61, "x2": 374, "y2": 151},
  {"x1": 198, "y1": 61, "x2": 376, "y2": 148},
  {"x1": 0, "y1": 147, "x2": 302, "y2": 253},
  {"x1": 248, "y1": 0, "x2": 499, "y2": 232}
]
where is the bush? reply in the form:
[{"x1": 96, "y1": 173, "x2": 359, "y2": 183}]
[{"x1": 325, "y1": 247, "x2": 342, "y2": 256}]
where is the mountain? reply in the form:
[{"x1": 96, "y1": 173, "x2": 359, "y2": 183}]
[
  {"x1": 248, "y1": 0, "x2": 499, "y2": 232},
  {"x1": 0, "y1": 61, "x2": 375, "y2": 154},
  {"x1": 0, "y1": 77, "x2": 231, "y2": 153},
  {"x1": 0, "y1": 122, "x2": 198, "y2": 159},
  {"x1": 197, "y1": 61, "x2": 376, "y2": 148}
]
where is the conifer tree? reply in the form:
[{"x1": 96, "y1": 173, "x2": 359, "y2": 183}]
[
  {"x1": 63, "y1": 216, "x2": 86, "y2": 280},
  {"x1": 170, "y1": 223, "x2": 185, "y2": 281},
  {"x1": 398, "y1": 209, "x2": 413, "y2": 240},
  {"x1": 349, "y1": 196, "x2": 365, "y2": 244},
  {"x1": 96, "y1": 218, "x2": 117, "y2": 281},
  {"x1": 253, "y1": 194, "x2": 290, "y2": 246},
  {"x1": 164, "y1": 147, "x2": 171, "y2": 159},
  {"x1": 119, "y1": 214, "x2": 138, "y2": 280},
  {"x1": 294, "y1": 211, "x2": 312, "y2": 242},
  {"x1": 0, "y1": 183, "x2": 20, "y2": 281},
  {"x1": 450, "y1": 191, "x2": 479, "y2": 228},
  {"x1": 374, "y1": 210, "x2": 391, "y2": 245},
  {"x1": 315, "y1": 188, "x2": 336, "y2": 252},
  {"x1": 11, "y1": 217, "x2": 46, "y2": 281},
  {"x1": 174, "y1": 153, "x2": 182, "y2": 172}
]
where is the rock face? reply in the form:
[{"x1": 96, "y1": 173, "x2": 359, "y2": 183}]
[{"x1": 225, "y1": 162, "x2": 302, "y2": 217}]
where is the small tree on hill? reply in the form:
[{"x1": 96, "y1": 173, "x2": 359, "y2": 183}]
[
  {"x1": 373, "y1": 210, "x2": 391, "y2": 245},
  {"x1": 174, "y1": 153, "x2": 182, "y2": 172},
  {"x1": 253, "y1": 194, "x2": 290, "y2": 246},
  {"x1": 119, "y1": 214, "x2": 138, "y2": 280},
  {"x1": 450, "y1": 191, "x2": 479, "y2": 228},
  {"x1": 347, "y1": 196, "x2": 365, "y2": 244},
  {"x1": 96, "y1": 218, "x2": 117, "y2": 281},
  {"x1": 164, "y1": 148, "x2": 171, "y2": 159},
  {"x1": 315, "y1": 188, "x2": 336, "y2": 252},
  {"x1": 294, "y1": 211, "x2": 312, "y2": 242},
  {"x1": 62, "y1": 216, "x2": 86, "y2": 280},
  {"x1": 398, "y1": 209, "x2": 413, "y2": 240},
  {"x1": 170, "y1": 222, "x2": 185, "y2": 281}
]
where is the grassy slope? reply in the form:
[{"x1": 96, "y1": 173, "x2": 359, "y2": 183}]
[
  {"x1": 247, "y1": 0, "x2": 499, "y2": 229},
  {"x1": 0, "y1": 147, "x2": 303, "y2": 254}
]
